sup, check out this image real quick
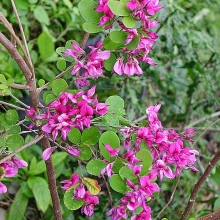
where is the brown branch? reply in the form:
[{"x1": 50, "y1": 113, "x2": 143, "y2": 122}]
[
  {"x1": 0, "y1": 101, "x2": 26, "y2": 111},
  {"x1": 0, "y1": 135, "x2": 44, "y2": 164},
  {"x1": 10, "y1": 83, "x2": 29, "y2": 90},
  {"x1": 41, "y1": 137, "x2": 63, "y2": 220},
  {"x1": 180, "y1": 149, "x2": 220, "y2": 220},
  {"x1": 196, "y1": 207, "x2": 220, "y2": 220},
  {"x1": 80, "y1": 32, "x2": 90, "y2": 49}
]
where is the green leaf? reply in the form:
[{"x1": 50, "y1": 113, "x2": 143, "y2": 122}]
[
  {"x1": 52, "y1": 78, "x2": 68, "y2": 96},
  {"x1": 99, "y1": 131, "x2": 120, "y2": 161},
  {"x1": 103, "y1": 36, "x2": 124, "y2": 50},
  {"x1": 78, "y1": 0, "x2": 102, "y2": 23},
  {"x1": 14, "y1": 0, "x2": 29, "y2": 10},
  {"x1": 86, "y1": 159, "x2": 106, "y2": 176},
  {"x1": 6, "y1": 125, "x2": 21, "y2": 135},
  {"x1": 56, "y1": 47, "x2": 65, "y2": 56},
  {"x1": 82, "y1": 22, "x2": 103, "y2": 33},
  {"x1": 29, "y1": 160, "x2": 46, "y2": 175},
  {"x1": 38, "y1": 79, "x2": 45, "y2": 87},
  {"x1": 8, "y1": 187, "x2": 28, "y2": 220},
  {"x1": 56, "y1": 59, "x2": 66, "y2": 71},
  {"x1": 7, "y1": 78, "x2": 14, "y2": 86},
  {"x1": 214, "y1": 196, "x2": 220, "y2": 211},
  {"x1": 125, "y1": 35, "x2": 140, "y2": 50},
  {"x1": 45, "y1": 93, "x2": 56, "y2": 105},
  {"x1": 119, "y1": 166, "x2": 137, "y2": 182},
  {"x1": 0, "y1": 137, "x2": 5, "y2": 147},
  {"x1": 103, "y1": 113, "x2": 119, "y2": 127},
  {"x1": 5, "y1": 110, "x2": 19, "y2": 125},
  {"x1": 6, "y1": 134, "x2": 24, "y2": 150},
  {"x1": 68, "y1": 128, "x2": 81, "y2": 144},
  {"x1": 112, "y1": 158, "x2": 124, "y2": 173},
  {"x1": 0, "y1": 74, "x2": 7, "y2": 84},
  {"x1": 52, "y1": 152, "x2": 68, "y2": 166},
  {"x1": 78, "y1": 146, "x2": 92, "y2": 161},
  {"x1": 106, "y1": 96, "x2": 126, "y2": 116},
  {"x1": 104, "y1": 53, "x2": 116, "y2": 71},
  {"x1": 136, "y1": 150, "x2": 152, "y2": 176},
  {"x1": 108, "y1": 0, "x2": 130, "y2": 16},
  {"x1": 64, "y1": 187, "x2": 84, "y2": 210},
  {"x1": 110, "y1": 31, "x2": 127, "y2": 44},
  {"x1": 37, "y1": 31, "x2": 54, "y2": 60},
  {"x1": 81, "y1": 126, "x2": 100, "y2": 145},
  {"x1": 109, "y1": 174, "x2": 127, "y2": 193},
  {"x1": 27, "y1": 176, "x2": 51, "y2": 212},
  {"x1": 34, "y1": 6, "x2": 50, "y2": 25},
  {"x1": 122, "y1": 16, "x2": 136, "y2": 28}
]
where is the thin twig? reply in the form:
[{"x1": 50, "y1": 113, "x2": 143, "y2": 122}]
[
  {"x1": 0, "y1": 101, "x2": 26, "y2": 111},
  {"x1": 185, "y1": 111, "x2": 220, "y2": 129},
  {"x1": 10, "y1": 93, "x2": 30, "y2": 109},
  {"x1": 155, "y1": 175, "x2": 181, "y2": 219},
  {"x1": 180, "y1": 149, "x2": 220, "y2": 220},
  {"x1": 10, "y1": 83, "x2": 29, "y2": 90},
  {"x1": 80, "y1": 32, "x2": 90, "y2": 49},
  {"x1": 0, "y1": 134, "x2": 44, "y2": 164},
  {"x1": 10, "y1": 0, "x2": 34, "y2": 74}
]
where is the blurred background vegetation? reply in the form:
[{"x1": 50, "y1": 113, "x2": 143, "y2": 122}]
[{"x1": 0, "y1": 0, "x2": 220, "y2": 219}]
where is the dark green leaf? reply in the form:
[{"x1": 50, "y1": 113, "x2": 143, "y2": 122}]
[
  {"x1": 68, "y1": 128, "x2": 81, "y2": 144},
  {"x1": 34, "y1": 6, "x2": 50, "y2": 25},
  {"x1": 109, "y1": 174, "x2": 127, "y2": 193},
  {"x1": 104, "y1": 53, "x2": 116, "y2": 71},
  {"x1": 110, "y1": 31, "x2": 127, "y2": 44},
  {"x1": 81, "y1": 126, "x2": 100, "y2": 145}
]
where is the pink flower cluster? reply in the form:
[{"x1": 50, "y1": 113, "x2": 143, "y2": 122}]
[
  {"x1": 102, "y1": 103, "x2": 198, "y2": 219},
  {"x1": 94, "y1": 0, "x2": 163, "y2": 76},
  {"x1": 61, "y1": 173, "x2": 99, "y2": 217},
  {"x1": 63, "y1": 41, "x2": 110, "y2": 87},
  {"x1": 26, "y1": 86, "x2": 108, "y2": 141},
  {"x1": 0, "y1": 156, "x2": 27, "y2": 194}
]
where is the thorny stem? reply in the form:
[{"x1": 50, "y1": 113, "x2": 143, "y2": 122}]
[
  {"x1": 180, "y1": 149, "x2": 220, "y2": 220},
  {"x1": 0, "y1": 135, "x2": 44, "y2": 164}
]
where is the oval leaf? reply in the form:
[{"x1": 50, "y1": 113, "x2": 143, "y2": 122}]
[
  {"x1": 68, "y1": 128, "x2": 81, "y2": 144},
  {"x1": 86, "y1": 159, "x2": 106, "y2": 176},
  {"x1": 99, "y1": 131, "x2": 120, "y2": 161},
  {"x1": 81, "y1": 126, "x2": 100, "y2": 145},
  {"x1": 82, "y1": 177, "x2": 101, "y2": 195},
  {"x1": 109, "y1": 174, "x2": 127, "y2": 193},
  {"x1": 136, "y1": 150, "x2": 152, "y2": 176},
  {"x1": 52, "y1": 79, "x2": 68, "y2": 96}
]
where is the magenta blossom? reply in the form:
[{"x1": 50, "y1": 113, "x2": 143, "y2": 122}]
[
  {"x1": 104, "y1": 144, "x2": 120, "y2": 157},
  {"x1": 42, "y1": 147, "x2": 57, "y2": 161},
  {"x1": 67, "y1": 145, "x2": 81, "y2": 157},
  {"x1": 60, "y1": 173, "x2": 79, "y2": 190}
]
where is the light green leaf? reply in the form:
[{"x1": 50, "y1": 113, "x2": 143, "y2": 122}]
[
  {"x1": 122, "y1": 16, "x2": 136, "y2": 28},
  {"x1": 56, "y1": 59, "x2": 66, "y2": 71},
  {"x1": 8, "y1": 187, "x2": 28, "y2": 220},
  {"x1": 52, "y1": 152, "x2": 68, "y2": 166},
  {"x1": 68, "y1": 128, "x2": 81, "y2": 144},
  {"x1": 64, "y1": 187, "x2": 84, "y2": 210},
  {"x1": 37, "y1": 31, "x2": 54, "y2": 60},
  {"x1": 119, "y1": 166, "x2": 137, "y2": 182},
  {"x1": 99, "y1": 131, "x2": 120, "y2": 161},
  {"x1": 104, "y1": 53, "x2": 116, "y2": 71},
  {"x1": 78, "y1": 0, "x2": 102, "y2": 23},
  {"x1": 125, "y1": 35, "x2": 140, "y2": 50},
  {"x1": 5, "y1": 110, "x2": 18, "y2": 125},
  {"x1": 38, "y1": 79, "x2": 45, "y2": 87},
  {"x1": 52, "y1": 78, "x2": 68, "y2": 96},
  {"x1": 27, "y1": 176, "x2": 51, "y2": 212},
  {"x1": 136, "y1": 150, "x2": 152, "y2": 176},
  {"x1": 86, "y1": 159, "x2": 106, "y2": 176},
  {"x1": 0, "y1": 74, "x2": 7, "y2": 84},
  {"x1": 106, "y1": 96, "x2": 126, "y2": 116},
  {"x1": 110, "y1": 31, "x2": 127, "y2": 44},
  {"x1": 6, "y1": 134, "x2": 24, "y2": 150},
  {"x1": 78, "y1": 146, "x2": 92, "y2": 161},
  {"x1": 82, "y1": 22, "x2": 103, "y2": 33},
  {"x1": 81, "y1": 126, "x2": 100, "y2": 145},
  {"x1": 108, "y1": 0, "x2": 130, "y2": 16},
  {"x1": 103, "y1": 113, "x2": 120, "y2": 127},
  {"x1": 34, "y1": 6, "x2": 50, "y2": 25},
  {"x1": 109, "y1": 174, "x2": 127, "y2": 193},
  {"x1": 103, "y1": 36, "x2": 124, "y2": 50},
  {"x1": 214, "y1": 196, "x2": 220, "y2": 211}
]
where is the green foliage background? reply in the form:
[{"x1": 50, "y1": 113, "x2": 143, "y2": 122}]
[{"x1": 0, "y1": 0, "x2": 220, "y2": 219}]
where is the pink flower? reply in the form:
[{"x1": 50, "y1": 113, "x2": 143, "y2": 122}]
[
  {"x1": 81, "y1": 192, "x2": 99, "y2": 217},
  {"x1": 67, "y1": 145, "x2": 81, "y2": 157},
  {"x1": 74, "y1": 184, "x2": 86, "y2": 199},
  {"x1": 60, "y1": 173, "x2": 79, "y2": 191},
  {"x1": 42, "y1": 147, "x2": 57, "y2": 161},
  {"x1": 0, "y1": 182, "x2": 7, "y2": 194},
  {"x1": 25, "y1": 106, "x2": 36, "y2": 119},
  {"x1": 99, "y1": 162, "x2": 114, "y2": 178},
  {"x1": 113, "y1": 57, "x2": 125, "y2": 75},
  {"x1": 104, "y1": 144, "x2": 120, "y2": 157},
  {"x1": 126, "y1": 0, "x2": 139, "y2": 10},
  {"x1": 124, "y1": 57, "x2": 143, "y2": 76},
  {"x1": 146, "y1": 0, "x2": 163, "y2": 16}
]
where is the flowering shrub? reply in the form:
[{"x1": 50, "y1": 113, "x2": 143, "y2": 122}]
[{"x1": 3, "y1": 0, "x2": 219, "y2": 219}]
